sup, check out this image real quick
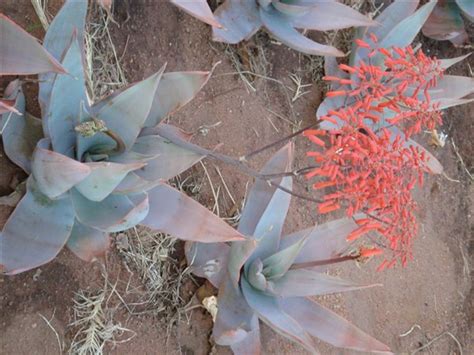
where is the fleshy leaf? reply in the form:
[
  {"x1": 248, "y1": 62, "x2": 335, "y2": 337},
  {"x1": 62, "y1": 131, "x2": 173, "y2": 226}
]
[
  {"x1": 247, "y1": 144, "x2": 294, "y2": 261},
  {"x1": 439, "y1": 53, "x2": 471, "y2": 70},
  {"x1": 0, "y1": 99, "x2": 19, "y2": 115},
  {"x1": 227, "y1": 239, "x2": 258, "y2": 287},
  {"x1": 46, "y1": 36, "x2": 87, "y2": 155},
  {"x1": 141, "y1": 184, "x2": 246, "y2": 242},
  {"x1": 290, "y1": 1, "x2": 376, "y2": 30},
  {"x1": 71, "y1": 189, "x2": 149, "y2": 233},
  {"x1": 429, "y1": 75, "x2": 474, "y2": 106},
  {"x1": 86, "y1": 67, "x2": 165, "y2": 154},
  {"x1": 377, "y1": 1, "x2": 436, "y2": 53},
  {"x1": 39, "y1": 0, "x2": 88, "y2": 112},
  {"x1": 241, "y1": 278, "x2": 318, "y2": 353},
  {"x1": 260, "y1": 6, "x2": 344, "y2": 57},
  {"x1": 185, "y1": 241, "x2": 230, "y2": 288},
  {"x1": 212, "y1": 0, "x2": 262, "y2": 44},
  {"x1": 32, "y1": 138, "x2": 91, "y2": 199},
  {"x1": 144, "y1": 71, "x2": 213, "y2": 127},
  {"x1": 113, "y1": 172, "x2": 160, "y2": 195},
  {"x1": 0, "y1": 14, "x2": 65, "y2": 75},
  {"x1": 0, "y1": 177, "x2": 75, "y2": 275},
  {"x1": 261, "y1": 234, "x2": 308, "y2": 279},
  {"x1": 75, "y1": 161, "x2": 145, "y2": 202},
  {"x1": 1, "y1": 85, "x2": 43, "y2": 174},
  {"x1": 406, "y1": 137, "x2": 443, "y2": 175},
  {"x1": 267, "y1": 268, "x2": 377, "y2": 297},
  {"x1": 456, "y1": 0, "x2": 474, "y2": 21},
  {"x1": 422, "y1": 1, "x2": 467, "y2": 42},
  {"x1": 134, "y1": 125, "x2": 203, "y2": 182},
  {"x1": 170, "y1": 0, "x2": 222, "y2": 28},
  {"x1": 66, "y1": 220, "x2": 110, "y2": 262},
  {"x1": 239, "y1": 143, "x2": 294, "y2": 236},
  {"x1": 280, "y1": 218, "x2": 359, "y2": 264},
  {"x1": 229, "y1": 315, "x2": 261, "y2": 355},
  {"x1": 281, "y1": 297, "x2": 391, "y2": 353},
  {"x1": 213, "y1": 276, "x2": 257, "y2": 346}
]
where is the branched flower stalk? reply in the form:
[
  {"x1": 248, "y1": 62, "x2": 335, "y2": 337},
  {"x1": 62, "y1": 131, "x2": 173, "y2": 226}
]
[{"x1": 304, "y1": 35, "x2": 446, "y2": 270}]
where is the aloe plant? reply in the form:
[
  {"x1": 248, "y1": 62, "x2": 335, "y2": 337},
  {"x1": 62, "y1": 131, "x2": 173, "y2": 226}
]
[
  {"x1": 318, "y1": 0, "x2": 474, "y2": 173},
  {"x1": 185, "y1": 144, "x2": 391, "y2": 354},
  {"x1": 171, "y1": 0, "x2": 376, "y2": 56},
  {"x1": 0, "y1": 0, "x2": 246, "y2": 275},
  {"x1": 422, "y1": 0, "x2": 473, "y2": 45},
  {"x1": 0, "y1": 14, "x2": 66, "y2": 114}
]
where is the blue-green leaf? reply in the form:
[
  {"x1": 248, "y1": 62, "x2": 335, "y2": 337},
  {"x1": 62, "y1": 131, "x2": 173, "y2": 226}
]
[
  {"x1": 212, "y1": 0, "x2": 261, "y2": 44},
  {"x1": 185, "y1": 241, "x2": 230, "y2": 288},
  {"x1": 144, "y1": 71, "x2": 213, "y2": 127},
  {"x1": 260, "y1": 6, "x2": 344, "y2": 56},
  {"x1": 90, "y1": 67, "x2": 165, "y2": 151},
  {"x1": 0, "y1": 177, "x2": 75, "y2": 274},
  {"x1": 66, "y1": 220, "x2": 110, "y2": 262},
  {"x1": 0, "y1": 14, "x2": 65, "y2": 75},
  {"x1": 71, "y1": 189, "x2": 149, "y2": 233},
  {"x1": 261, "y1": 234, "x2": 308, "y2": 279},
  {"x1": 241, "y1": 278, "x2": 318, "y2": 353},
  {"x1": 456, "y1": 0, "x2": 474, "y2": 21},
  {"x1": 39, "y1": 0, "x2": 88, "y2": 112},
  {"x1": 141, "y1": 183, "x2": 246, "y2": 242},
  {"x1": 170, "y1": 0, "x2": 222, "y2": 27},
  {"x1": 267, "y1": 268, "x2": 377, "y2": 297},
  {"x1": 280, "y1": 297, "x2": 391, "y2": 353},
  {"x1": 280, "y1": 218, "x2": 359, "y2": 264},
  {"x1": 75, "y1": 161, "x2": 145, "y2": 202},
  {"x1": 213, "y1": 276, "x2": 257, "y2": 346},
  {"x1": 1, "y1": 83, "x2": 43, "y2": 173},
  {"x1": 45, "y1": 36, "x2": 87, "y2": 156},
  {"x1": 32, "y1": 138, "x2": 91, "y2": 199}
]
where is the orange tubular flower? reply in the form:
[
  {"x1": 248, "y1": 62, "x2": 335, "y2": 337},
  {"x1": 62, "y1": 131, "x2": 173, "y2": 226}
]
[{"x1": 305, "y1": 41, "x2": 445, "y2": 270}]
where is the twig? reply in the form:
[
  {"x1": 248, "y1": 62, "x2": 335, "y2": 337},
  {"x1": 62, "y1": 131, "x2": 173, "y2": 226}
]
[
  {"x1": 451, "y1": 139, "x2": 473, "y2": 181},
  {"x1": 399, "y1": 324, "x2": 422, "y2": 337},
  {"x1": 38, "y1": 310, "x2": 63, "y2": 354},
  {"x1": 156, "y1": 125, "x2": 324, "y2": 204},
  {"x1": 411, "y1": 331, "x2": 463, "y2": 355}
]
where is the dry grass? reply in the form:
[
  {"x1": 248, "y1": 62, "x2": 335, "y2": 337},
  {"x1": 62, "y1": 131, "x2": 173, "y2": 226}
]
[
  {"x1": 68, "y1": 277, "x2": 135, "y2": 355},
  {"x1": 85, "y1": 3, "x2": 128, "y2": 101}
]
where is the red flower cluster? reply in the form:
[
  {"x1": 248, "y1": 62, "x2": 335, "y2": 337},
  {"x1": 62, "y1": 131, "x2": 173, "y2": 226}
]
[{"x1": 305, "y1": 36, "x2": 445, "y2": 270}]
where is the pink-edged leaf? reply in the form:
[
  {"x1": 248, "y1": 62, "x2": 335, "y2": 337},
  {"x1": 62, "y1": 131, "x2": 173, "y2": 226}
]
[
  {"x1": 86, "y1": 67, "x2": 164, "y2": 154},
  {"x1": 241, "y1": 278, "x2": 318, "y2": 353},
  {"x1": 229, "y1": 315, "x2": 261, "y2": 355},
  {"x1": 280, "y1": 297, "x2": 391, "y2": 353},
  {"x1": 141, "y1": 183, "x2": 246, "y2": 242},
  {"x1": 429, "y1": 75, "x2": 474, "y2": 107},
  {"x1": 260, "y1": 6, "x2": 344, "y2": 56},
  {"x1": 439, "y1": 53, "x2": 471, "y2": 70},
  {"x1": 289, "y1": 1, "x2": 376, "y2": 30},
  {"x1": 134, "y1": 125, "x2": 204, "y2": 182},
  {"x1": 212, "y1": 0, "x2": 261, "y2": 44},
  {"x1": 39, "y1": 0, "x2": 88, "y2": 113},
  {"x1": 272, "y1": 1, "x2": 310, "y2": 17},
  {"x1": 0, "y1": 14, "x2": 65, "y2": 75},
  {"x1": 249, "y1": 145, "x2": 294, "y2": 261},
  {"x1": 113, "y1": 172, "x2": 161, "y2": 194},
  {"x1": 227, "y1": 238, "x2": 258, "y2": 286},
  {"x1": 280, "y1": 218, "x2": 359, "y2": 264},
  {"x1": 0, "y1": 177, "x2": 75, "y2": 275},
  {"x1": 422, "y1": 1, "x2": 467, "y2": 42},
  {"x1": 185, "y1": 241, "x2": 230, "y2": 287},
  {"x1": 239, "y1": 143, "x2": 294, "y2": 237},
  {"x1": 144, "y1": 71, "x2": 213, "y2": 127},
  {"x1": 0, "y1": 99, "x2": 19, "y2": 115},
  {"x1": 267, "y1": 268, "x2": 379, "y2": 297},
  {"x1": 66, "y1": 219, "x2": 110, "y2": 262},
  {"x1": 213, "y1": 276, "x2": 257, "y2": 346},
  {"x1": 261, "y1": 234, "x2": 308, "y2": 279},
  {"x1": 170, "y1": 0, "x2": 222, "y2": 28},
  {"x1": 1, "y1": 85, "x2": 43, "y2": 174},
  {"x1": 32, "y1": 138, "x2": 91, "y2": 199},
  {"x1": 71, "y1": 189, "x2": 149, "y2": 233},
  {"x1": 75, "y1": 161, "x2": 146, "y2": 202}
]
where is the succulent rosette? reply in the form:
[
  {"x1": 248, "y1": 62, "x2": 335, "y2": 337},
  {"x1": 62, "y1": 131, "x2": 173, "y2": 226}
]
[
  {"x1": 186, "y1": 144, "x2": 391, "y2": 354},
  {"x1": 0, "y1": 0, "x2": 245, "y2": 275}
]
